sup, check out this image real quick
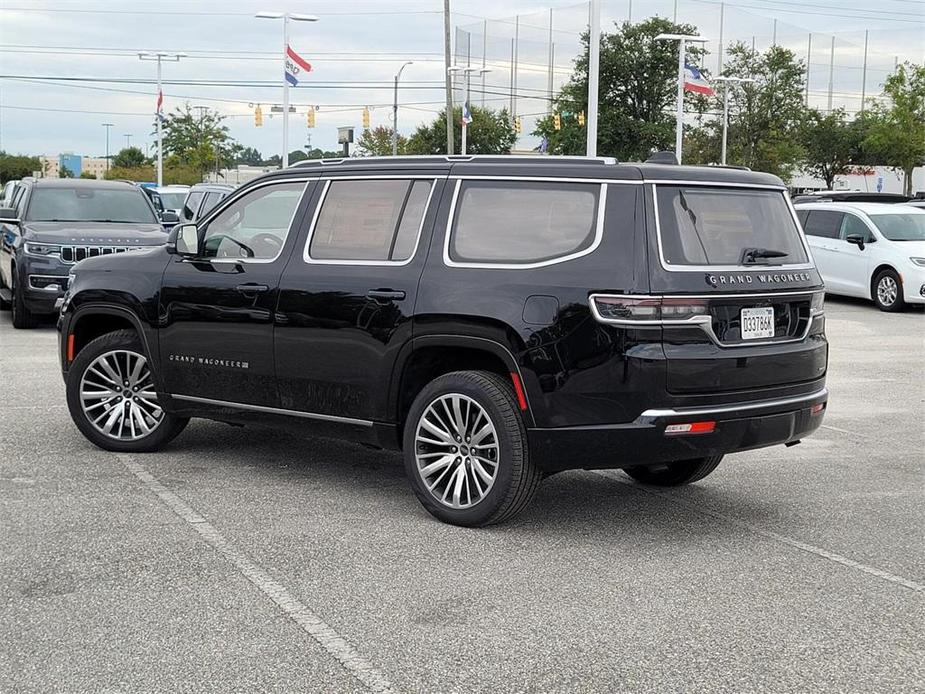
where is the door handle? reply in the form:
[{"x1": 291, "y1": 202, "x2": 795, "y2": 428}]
[
  {"x1": 235, "y1": 283, "x2": 269, "y2": 294},
  {"x1": 366, "y1": 289, "x2": 406, "y2": 302}
]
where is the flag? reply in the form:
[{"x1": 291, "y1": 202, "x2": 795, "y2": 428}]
[
  {"x1": 683, "y1": 63, "x2": 714, "y2": 96},
  {"x1": 539, "y1": 136, "x2": 549, "y2": 154},
  {"x1": 286, "y1": 44, "x2": 312, "y2": 86},
  {"x1": 462, "y1": 102, "x2": 473, "y2": 125},
  {"x1": 156, "y1": 89, "x2": 166, "y2": 123}
]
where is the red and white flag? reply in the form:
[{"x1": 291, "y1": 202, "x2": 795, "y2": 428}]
[
  {"x1": 285, "y1": 45, "x2": 312, "y2": 86},
  {"x1": 683, "y1": 63, "x2": 714, "y2": 96}
]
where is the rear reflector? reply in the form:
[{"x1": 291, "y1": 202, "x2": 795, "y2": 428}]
[
  {"x1": 510, "y1": 372, "x2": 528, "y2": 411},
  {"x1": 810, "y1": 403, "x2": 825, "y2": 415},
  {"x1": 665, "y1": 421, "x2": 716, "y2": 435}
]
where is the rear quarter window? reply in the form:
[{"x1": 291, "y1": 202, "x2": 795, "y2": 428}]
[{"x1": 447, "y1": 180, "x2": 602, "y2": 266}]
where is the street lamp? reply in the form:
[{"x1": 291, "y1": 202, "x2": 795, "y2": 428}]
[
  {"x1": 256, "y1": 11, "x2": 319, "y2": 168},
  {"x1": 655, "y1": 33, "x2": 709, "y2": 164},
  {"x1": 392, "y1": 61, "x2": 414, "y2": 156},
  {"x1": 102, "y1": 123, "x2": 114, "y2": 172},
  {"x1": 139, "y1": 52, "x2": 185, "y2": 186},
  {"x1": 123, "y1": 134, "x2": 132, "y2": 149},
  {"x1": 448, "y1": 66, "x2": 491, "y2": 156},
  {"x1": 714, "y1": 76, "x2": 755, "y2": 165}
]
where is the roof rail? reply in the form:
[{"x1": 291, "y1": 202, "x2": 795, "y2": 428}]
[{"x1": 289, "y1": 154, "x2": 619, "y2": 168}]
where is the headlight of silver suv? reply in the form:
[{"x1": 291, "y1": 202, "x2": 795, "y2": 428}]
[
  {"x1": 24, "y1": 242, "x2": 62, "y2": 257},
  {"x1": 909, "y1": 257, "x2": 925, "y2": 267}
]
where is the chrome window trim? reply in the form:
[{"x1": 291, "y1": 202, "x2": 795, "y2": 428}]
[
  {"x1": 301, "y1": 175, "x2": 440, "y2": 266},
  {"x1": 588, "y1": 290, "x2": 823, "y2": 348},
  {"x1": 651, "y1": 183, "x2": 815, "y2": 273},
  {"x1": 448, "y1": 175, "x2": 642, "y2": 185},
  {"x1": 636, "y1": 387, "x2": 827, "y2": 421},
  {"x1": 169, "y1": 394, "x2": 373, "y2": 428},
  {"x1": 201, "y1": 179, "x2": 309, "y2": 265},
  {"x1": 443, "y1": 179, "x2": 608, "y2": 270}
]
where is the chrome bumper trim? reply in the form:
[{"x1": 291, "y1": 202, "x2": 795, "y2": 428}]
[{"x1": 637, "y1": 387, "x2": 828, "y2": 422}]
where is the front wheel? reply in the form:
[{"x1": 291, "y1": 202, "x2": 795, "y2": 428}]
[
  {"x1": 623, "y1": 455, "x2": 723, "y2": 487},
  {"x1": 10, "y1": 271, "x2": 38, "y2": 328},
  {"x1": 66, "y1": 329, "x2": 188, "y2": 452},
  {"x1": 403, "y1": 370, "x2": 542, "y2": 527},
  {"x1": 873, "y1": 269, "x2": 905, "y2": 312}
]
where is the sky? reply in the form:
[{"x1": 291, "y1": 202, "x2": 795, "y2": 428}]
[{"x1": 0, "y1": 0, "x2": 922, "y2": 161}]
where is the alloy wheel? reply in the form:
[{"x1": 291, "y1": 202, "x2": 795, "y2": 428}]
[
  {"x1": 79, "y1": 349, "x2": 163, "y2": 441},
  {"x1": 414, "y1": 393, "x2": 500, "y2": 509},
  {"x1": 877, "y1": 276, "x2": 898, "y2": 307}
]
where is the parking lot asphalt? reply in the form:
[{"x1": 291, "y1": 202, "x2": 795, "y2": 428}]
[{"x1": 1, "y1": 297, "x2": 922, "y2": 693}]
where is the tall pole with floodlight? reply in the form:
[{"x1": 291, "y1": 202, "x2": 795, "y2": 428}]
[
  {"x1": 138, "y1": 52, "x2": 185, "y2": 187},
  {"x1": 714, "y1": 76, "x2": 754, "y2": 165},
  {"x1": 393, "y1": 61, "x2": 414, "y2": 156}
]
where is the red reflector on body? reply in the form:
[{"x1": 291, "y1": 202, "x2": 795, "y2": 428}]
[
  {"x1": 665, "y1": 421, "x2": 715, "y2": 435},
  {"x1": 66, "y1": 334, "x2": 75, "y2": 363},
  {"x1": 510, "y1": 372, "x2": 528, "y2": 411},
  {"x1": 810, "y1": 403, "x2": 825, "y2": 415}
]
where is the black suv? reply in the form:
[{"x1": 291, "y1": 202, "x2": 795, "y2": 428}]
[
  {"x1": 57, "y1": 156, "x2": 828, "y2": 526},
  {"x1": 0, "y1": 178, "x2": 174, "y2": 328}
]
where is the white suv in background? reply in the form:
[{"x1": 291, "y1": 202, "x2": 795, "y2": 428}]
[{"x1": 795, "y1": 202, "x2": 925, "y2": 311}]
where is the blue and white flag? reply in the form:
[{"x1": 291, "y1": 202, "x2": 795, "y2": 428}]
[{"x1": 462, "y1": 102, "x2": 473, "y2": 125}]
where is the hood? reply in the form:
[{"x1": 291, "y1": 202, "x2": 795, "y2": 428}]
[
  {"x1": 23, "y1": 221, "x2": 167, "y2": 245},
  {"x1": 889, "y1": 239, "x2": 925, "y2": 256}
]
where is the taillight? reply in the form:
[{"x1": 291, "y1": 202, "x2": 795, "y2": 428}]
[{"x1": 590, "y1": 295, "x2": 709, "y2": 325}]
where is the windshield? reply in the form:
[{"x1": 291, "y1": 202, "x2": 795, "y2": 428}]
[
  {"x1": 657, "y1": 186, "x2": 808, "y2": 267},
  {"x1": 869, "y1": 213, "x2": 925, "y2": 241},
  {"x1": 158, "y1": 192, "x2": 187, "y2": 210},
  {"x1": 27, "y1": 187, "x2": 157, "y2": 223}
]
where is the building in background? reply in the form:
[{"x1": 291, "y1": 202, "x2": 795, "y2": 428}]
[{"x1": 36, "y1": 154, "x2": 107, "y2": 179}]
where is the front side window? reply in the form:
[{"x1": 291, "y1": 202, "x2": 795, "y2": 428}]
[
  {"x1": 869, "y1": 213, "x2": 925, "y2": 242},
  {"x1": 201, "y1": 181, "x2": 305, "y2": 261},
  {"x1": 840, "y1": 214, "x2": 874, "y2": 242},
  {"x1": 449, "y1": 180, "x2": 600, "y2": 265},
  {"x1": 308, "y1": 179, "x2": 433, "y2": 262},
  {"x1": 26, "y1": 187, "x2": 158, "y2": 224},
  {"x1": 657, "y1": 186, "x2": 808, "y2": 266}
]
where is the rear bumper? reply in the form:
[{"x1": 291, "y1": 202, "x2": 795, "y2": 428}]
[{"x1": 528, "y1": 387, "x2": 827, "y2": 472}]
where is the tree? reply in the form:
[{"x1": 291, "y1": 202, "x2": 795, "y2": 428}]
[
  {"x1": 105, "y1": 165, "x2": 156, "y2": 183},
  {"x1": 111, "y1": 146, "x2": 148, "y2": 169},
  {"x1": 862, "y1": 63, "x2": 925, "y2": 196},
  {"x1": 798, "y1": 109, "x2": 863, "y2": 189},
  {"x1": 357, "y1": 126, "x2": 407, "y2": 156},
  {"x1": 235, "y1": 146, "x2": 263, "y2": 166},
  {"x1": 406, "y1": 106, "x2": 516, "y2": 155},
  {"x1": 0, "y1": 152, "x2": 41, "y2": 183},
  {"x1": 59, "y1": 166, "x2": 74, "y2": 178},
  {"x1": 533, "y1": 17, "x2": 706, "y2": 160},
  {"x1": 79, "y1": 171, "x2": 97, "y2": 179},
  {"x1": 714, "y1": 43, "x2": 808, "y2": 181},
  {"x1": 160, "y1": 103, "x2": 238, "y2": 176}
]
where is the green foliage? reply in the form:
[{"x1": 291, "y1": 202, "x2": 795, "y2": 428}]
[
  {"x1": 59, "y1": 166, "x2": 74, "y2": 178},
  {"x1": 111, "y1": 146, "x2": 148, "y2": 169},
  {"x1": 405, "y1": 106, "x2": 516, "y2": 155},
  {"x1": 357, "y1": 126, "x2": 407, "y2": 156},
  {"x1": 798, "y1": 109, "x2": 864, "y2": 189},
  {"x1": 79, "y1": 171, "x2": 98, "y2": 179},
  {"x1": 160, "y1": 104, "x2": 239, "y2": 176},
  {"x1": 533, "y1": 17, "x2": 706, "y2": 160},
  {"x1": 104, "y1": 165, "x2": 156, "y2": 183},
  {"x1": 862, "y1": 63, "x2": 925, "y2": 196},
  {"x1": 235, "y1": 146, "x2": 263, "y2": 166},
  {"x1": 0, "y1": 152, "x2": 41, "y2": 183}
]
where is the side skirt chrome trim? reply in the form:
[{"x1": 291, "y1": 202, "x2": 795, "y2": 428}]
[
  {"x1": 637, "y1": 388, "x2": 828, "y2": 422},
  {"x1": 168, "y1": 394, "x2": 374, "y2": 428}
]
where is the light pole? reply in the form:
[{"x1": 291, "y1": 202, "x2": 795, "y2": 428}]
[
  {"x1": 587, "y1": 0, "x2": 601, "y2": 157},
  {"x1": 448, "y1": 66, "x2": 491, "y2": 156},
  {"x1": 392, "y1": 61, "x2": 414, "y2": 156},
  {"x1": 139, "y1": 52, "x2": 185, "y2": 187},
  {"x1": 256, "y1": 11, "x2": 318, "y2": 168},
  {"x1": 655, "y1": 33, "x2": 708, "y2": 164},
  {"x1": 102, "y1": 123, "x2": 114, "y2": 172},
  {"x1": 714, "y1": 76, "x2": 754, "y2": 165},
  {"x1": 123, "y1": 134, "x2": 132, "y2": 149}
]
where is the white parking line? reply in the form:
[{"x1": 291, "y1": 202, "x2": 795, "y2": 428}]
[
  {"x1": 116, "y1": 453, "x2": 396, "y2": 694},
  {"x1": 592, "y1": 470, "x2": 925, "y2": 593}
]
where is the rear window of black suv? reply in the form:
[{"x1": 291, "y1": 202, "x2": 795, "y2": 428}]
[{"x1": 447, "y1": 180, "x2": 603, "y2": 266}]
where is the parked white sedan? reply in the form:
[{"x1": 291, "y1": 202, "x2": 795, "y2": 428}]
[{"x1": 794, "y1": 202, "x2": 925, "y2": 311}]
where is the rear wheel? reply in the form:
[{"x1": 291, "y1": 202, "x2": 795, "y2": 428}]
[
  {"x1": 624, "y1": 455, "x2": 723, "y2": 487},
  {"x1": 403, "y1": 370, "x2": 542, "y2": 527},
  {"x1": 66, "y1": 329, "x2": 188, "y2": 452},
  {"x1": 10, "y1": 270, "x2": 38, "y2": 328},
  {"x1": 873, "y1": 269, "x2": 905, "y2": 312}
]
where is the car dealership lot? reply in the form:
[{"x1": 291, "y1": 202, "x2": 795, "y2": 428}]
[{"x1": 1, "y1": 299, "x2": 922, "y2": 693}]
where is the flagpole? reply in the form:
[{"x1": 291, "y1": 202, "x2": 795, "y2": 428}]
[
  {"x1": 675, "y1": 38, "x2": 685, "y2": 162},
  {"x1": 282, "y1": 15, "x2": 290, "y2": 168}
]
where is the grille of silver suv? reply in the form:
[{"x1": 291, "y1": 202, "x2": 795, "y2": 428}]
[{"x1": 60, "y1": 246, "x2": 144, "y2": 263}]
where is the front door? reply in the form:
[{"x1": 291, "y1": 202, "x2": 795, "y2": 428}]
[
  {"x1": 275, "y1": 173, "x2": 445, "y2": 422},
  {"x1": 832, "y1": 213, "x2": 875, "y2": 296},
  {"x1": 158, "y1": 178, "x2": 312, "y2": 407}
]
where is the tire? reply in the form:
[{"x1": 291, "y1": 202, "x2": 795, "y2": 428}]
[
  {"x1": 403, "y1": 370, "x2": 542, "y2": 527},
  {"x1": 10, "y1": 269, "x2": 37, "y2": 328},
  {"x1": 624, "y1": 455, "x2": 723, "y2": 487},
  {"x1": 873, "y1": 268, "x2": 905, "y2": 312},
  {"x1": 66, "y1": 329, "x2": 189, "y2": 452},
  {"x1": 0, "y1": 269, "x2": 11, "y2": 310}
]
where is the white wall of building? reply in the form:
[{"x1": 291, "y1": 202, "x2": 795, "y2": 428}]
[{"x1": 791, "y1": 166, "x2": 924, "y2": 195}]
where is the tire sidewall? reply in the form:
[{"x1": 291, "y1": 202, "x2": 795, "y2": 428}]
[{"x1": 403, "y1": 373, "x2": 525, "y2": 526}]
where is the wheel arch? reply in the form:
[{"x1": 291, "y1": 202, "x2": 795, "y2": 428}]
[
  {"x1": 64, "y1": 305, "x2": 159, "y2": 386},
  {"x1": 870, "y1": 264, "x2": 899, "y2": 300}
]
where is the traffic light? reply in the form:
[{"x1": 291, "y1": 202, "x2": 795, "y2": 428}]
[
  {"x1": 254, "y1": 104, "x2": 263, "y2": 127},
  {"x1": 578, "y1": 110, "x2": 586, "y2": 126},
  {"x1": 553, "y1": 113, "x2": 561, "y2": 130},
  {"x1": 514, "y1": 116, "x2": 522, "y2": 134},
  {"x1": 362, "y1": 107, "x2": 370, "y2": 129},
  {"x1": 307, "y1": 108, "x2": 316, "y2": 128}
]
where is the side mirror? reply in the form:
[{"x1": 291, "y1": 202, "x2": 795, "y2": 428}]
[
  {"x1": 845, "y1": 234, "x2": 866, "y2": 250},
  {"x1": 161, "y1": 210, "x2": 180, "y2": 224},
  {"x1": 166, "y1": 223, "x2": 199, "y2": 257},
  {"x1": 0, "y1": 207, "x2": 20, "y2": 224}
]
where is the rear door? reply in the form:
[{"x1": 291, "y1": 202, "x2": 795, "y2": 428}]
[
  {"x1": 801, "y1": 209, "x2": 845, "y2": 291},
  {"x1": 647, "y1": 182, "x2": 827, "y2": 396}
]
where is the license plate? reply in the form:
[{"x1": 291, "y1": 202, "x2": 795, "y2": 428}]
[{"x1": 741, "y1": 306, "x2": 775, "y2": 340}]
